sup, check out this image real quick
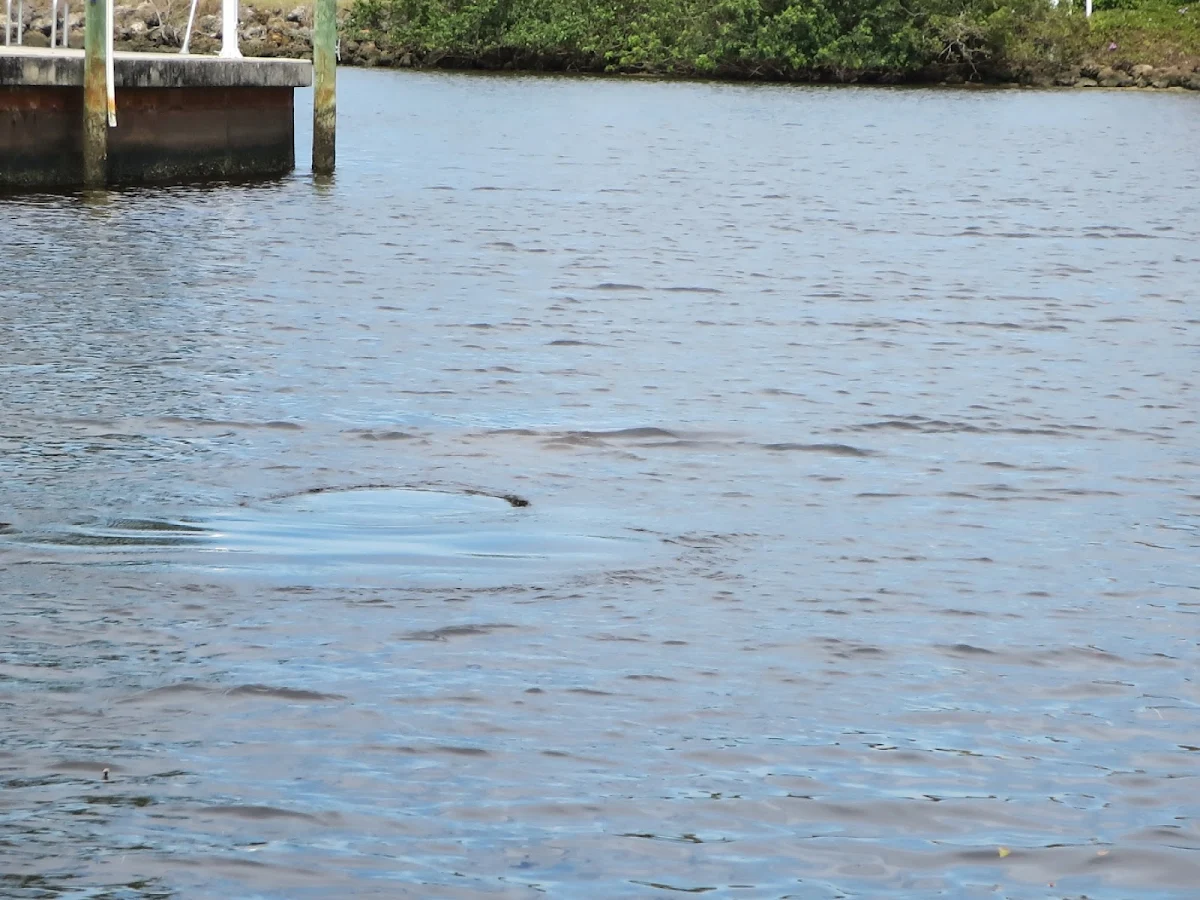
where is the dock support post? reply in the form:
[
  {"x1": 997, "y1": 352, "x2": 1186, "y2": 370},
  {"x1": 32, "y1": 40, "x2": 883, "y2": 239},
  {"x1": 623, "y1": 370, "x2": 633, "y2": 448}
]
[
  {"x1": 82, "y1": 0, "x2": 107, "y2": 187},
  {"x1": 312, "y1": 0, "x2": 336, "y2": 175}
]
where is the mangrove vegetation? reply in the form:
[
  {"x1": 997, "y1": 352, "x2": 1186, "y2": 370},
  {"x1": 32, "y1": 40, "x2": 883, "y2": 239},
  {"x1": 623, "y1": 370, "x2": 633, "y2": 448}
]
[{"x1": 341, "y1": 0, "x2": 1200, "y2": 84}]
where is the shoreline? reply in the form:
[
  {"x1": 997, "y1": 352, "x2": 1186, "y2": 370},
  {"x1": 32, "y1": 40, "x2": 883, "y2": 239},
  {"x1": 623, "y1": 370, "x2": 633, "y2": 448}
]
[
  {"x1": 332, "y1": 54, "x2": 1200, "y2": 92},
  {"x1": 11, "y1": 3, "x2": 1199, "y2": 93}
]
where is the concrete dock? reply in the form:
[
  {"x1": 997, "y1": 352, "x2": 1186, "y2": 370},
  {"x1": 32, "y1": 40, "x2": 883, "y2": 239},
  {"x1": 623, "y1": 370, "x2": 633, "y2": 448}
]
[{"x1": 1, "y1": 48, "x2": 312, "y2": 190}]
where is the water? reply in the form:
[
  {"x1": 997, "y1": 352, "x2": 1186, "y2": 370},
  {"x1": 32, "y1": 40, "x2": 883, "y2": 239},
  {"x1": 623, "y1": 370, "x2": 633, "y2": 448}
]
[
  {"x1": 5, "y1": 487, "x2": 643, "y2": 585},
  {"x1": 2, "y1": 71, "x2": 1199, "y2": 898}
]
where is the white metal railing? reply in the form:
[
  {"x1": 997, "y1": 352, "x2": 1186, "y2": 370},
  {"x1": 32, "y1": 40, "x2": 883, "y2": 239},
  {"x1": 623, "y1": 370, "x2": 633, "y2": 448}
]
[
  {"x1": 4, "y1": 0, "x2": 70, "y2": 47},
  {"x1": 183, "y1": 0, "x2": 240, "y2": 56},
  {"x1": 1, "y1": 0, "x2": 240, "y2": 53},
  {"x1": 220, "y1": 0, "x2": 240, "y2": 57},
  {"x1": 181, "y1": 0, "x2": 199, "y2": 53},
  {"x1": 3, "y1": 0, "x2": 322, "y2": 57},
  {"x1": 4, "y1": 0, "x2": 20, "y2": 45}
]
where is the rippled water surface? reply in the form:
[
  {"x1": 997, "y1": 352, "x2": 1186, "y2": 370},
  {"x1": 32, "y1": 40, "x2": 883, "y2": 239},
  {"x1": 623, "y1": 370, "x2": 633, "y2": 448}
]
[{"x1": 2, "y1": 72, "x2": 1200, "y2": 898}]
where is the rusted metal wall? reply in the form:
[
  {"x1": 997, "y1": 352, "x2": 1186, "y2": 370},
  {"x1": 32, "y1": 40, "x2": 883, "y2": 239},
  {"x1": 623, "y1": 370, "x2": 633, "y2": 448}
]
[
  {"x1": 0, "y1": 84, "x2": 294, "y2": 189},
  {"x1": 0, "y1": 86, "x2": 84, "y2": 188}
]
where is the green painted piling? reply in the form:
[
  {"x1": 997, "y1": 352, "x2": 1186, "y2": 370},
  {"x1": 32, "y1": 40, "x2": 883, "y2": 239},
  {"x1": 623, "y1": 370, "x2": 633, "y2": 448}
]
[
  {"x1": 312, "y1": 0, "x2": 336, "y2": 175},
  {"x1": 82, "y1": 0, "x2": 107, "y2": 186}
]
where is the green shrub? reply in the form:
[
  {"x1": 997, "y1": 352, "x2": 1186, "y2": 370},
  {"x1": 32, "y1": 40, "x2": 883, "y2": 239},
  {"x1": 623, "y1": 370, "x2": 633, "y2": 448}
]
[{"x1": 344, "y1": 0, "x2": 1197, "y2": 77}]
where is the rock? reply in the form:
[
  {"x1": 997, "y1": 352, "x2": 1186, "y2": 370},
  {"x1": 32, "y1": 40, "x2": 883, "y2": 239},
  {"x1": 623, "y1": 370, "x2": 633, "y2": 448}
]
[
  {"x1": 285, "y1": 5, "x2": 307, "y2": 24},
  {"x1": 125, "y1": 33, "x2": 158, "y2": 52},
  {"x1": 1132, "y1": 63, "x2": 1155, "y2": 78},
  {"x1": 1162, "y1": 66, "x2": 1188, "y2": 86},
  {"x1": 943, "y1": 72, "x2": 965, "y2": 85},
  {"x1": 1076, "y1": 78, "x2": 1099, "y2": 87},
  {"x1": 1101, "y1": 70, "x2": 1134, "y2": 87},
  {"x1": 1189, "y1": 74, "x2": 1200, "y2": 91},
  {"x1": 134, "y1": 2, "x2": 158, "y2": 27},
  {"x1": 1080, "y1": 63, "x2": 1100, "y2": 78},
  {"x1": 1053, "y1": 70, "x2": 1079, "y2": 86},
  {"x1": 199, "y1": 14, "x2": 219, "y2": 34},
  {"x1": 22, "y1": 30, "x2": 50, "y2": 47},
  {"x1": 189, "y1": 35, "x2": 217, "y2": 54}
]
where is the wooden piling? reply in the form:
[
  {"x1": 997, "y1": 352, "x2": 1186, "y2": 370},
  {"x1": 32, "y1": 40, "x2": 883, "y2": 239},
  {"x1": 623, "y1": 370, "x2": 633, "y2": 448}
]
[
  {"x1": 82, "y1": 0, "x2": 107, "y2": 186},
  {"x1": 312, "y1": 0, "x2": 335, "y2": 175}
]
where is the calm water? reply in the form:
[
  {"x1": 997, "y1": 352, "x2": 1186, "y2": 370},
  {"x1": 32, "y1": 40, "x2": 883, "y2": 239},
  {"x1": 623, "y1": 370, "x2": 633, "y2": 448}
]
[{"x1": 2, "y1": 71, "x2": 1199, "y2": 899}]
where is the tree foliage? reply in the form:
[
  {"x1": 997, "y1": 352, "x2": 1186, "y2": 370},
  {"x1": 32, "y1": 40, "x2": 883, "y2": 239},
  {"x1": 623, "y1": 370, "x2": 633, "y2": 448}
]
[{"x1": 345, "y1": 0, "x2": 1187, "y2": 79}]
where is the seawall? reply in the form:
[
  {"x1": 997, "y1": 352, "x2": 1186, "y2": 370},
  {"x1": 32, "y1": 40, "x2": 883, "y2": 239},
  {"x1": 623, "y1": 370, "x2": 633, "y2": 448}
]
[{"x1": 0, "y1": 48, "x2": 311, "y2": 190}]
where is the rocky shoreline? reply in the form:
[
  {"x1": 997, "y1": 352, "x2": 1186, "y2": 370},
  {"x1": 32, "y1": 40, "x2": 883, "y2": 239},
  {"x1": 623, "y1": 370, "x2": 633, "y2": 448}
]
[
  {"x1": 9, "y1": 3, "x2": 1200, "y2": 91},
  {"x1": 12, "y1": 3, "x2": 318, "y2": 58}
]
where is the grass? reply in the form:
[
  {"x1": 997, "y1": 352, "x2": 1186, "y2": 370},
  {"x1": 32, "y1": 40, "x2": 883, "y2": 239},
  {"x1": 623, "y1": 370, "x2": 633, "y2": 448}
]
[{"x1": 1090, "y1": 3, "x2": 1200, "y2": 67}]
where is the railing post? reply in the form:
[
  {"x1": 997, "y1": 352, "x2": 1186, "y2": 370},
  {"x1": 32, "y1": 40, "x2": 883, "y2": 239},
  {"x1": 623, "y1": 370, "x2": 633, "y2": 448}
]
[
  {"x1": 104, "y1": 0, "x2": 114, "y2": 123},
  {"x1": 3, "y1": 0, "x2": 10, "y2": 47},
  {"x1": 181, "y1": 0, "x2": 199, "y2": 53},
  {"x1": 312, "y1": 0, "x2": 336, "y2": 174},
  {"x1": 220, "y1": 0, "x2": 240, "y2": 57},
  {"x1": 83, "y1": 0, "x2": 108, "y2": 186},
  {"x1": 51, "y1": 0, "x2": 57, "y2": 47}
]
